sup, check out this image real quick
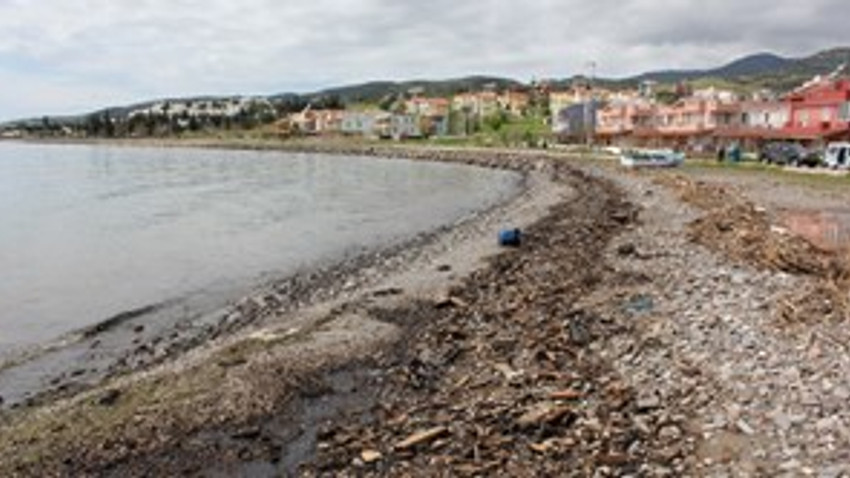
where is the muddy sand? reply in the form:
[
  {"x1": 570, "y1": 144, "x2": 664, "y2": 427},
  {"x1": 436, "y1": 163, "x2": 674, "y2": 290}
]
[{"x1": 3, "y1": 143, "x2": 850, "y2": 476}]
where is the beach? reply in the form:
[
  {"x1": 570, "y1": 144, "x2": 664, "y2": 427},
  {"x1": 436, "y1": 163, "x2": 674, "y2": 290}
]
[{"x1": 2, "y1": 141, "x2": 850, "y2": 475}]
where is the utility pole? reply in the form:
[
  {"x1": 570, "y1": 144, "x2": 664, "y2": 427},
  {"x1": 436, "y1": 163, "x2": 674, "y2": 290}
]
[{"x1": 584, "y1": 61, "x2": 597, "y2": 147}]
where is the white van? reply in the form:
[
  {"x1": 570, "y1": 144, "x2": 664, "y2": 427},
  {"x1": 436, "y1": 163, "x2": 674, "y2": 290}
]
[{"x1": 825, "y1": 142, "x2": 850, "y2": 169}]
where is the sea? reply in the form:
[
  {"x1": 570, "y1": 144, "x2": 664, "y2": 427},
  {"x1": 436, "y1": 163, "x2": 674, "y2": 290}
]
[{"x1": 0, "y1": 142, "x2": 521, "y2": 358}]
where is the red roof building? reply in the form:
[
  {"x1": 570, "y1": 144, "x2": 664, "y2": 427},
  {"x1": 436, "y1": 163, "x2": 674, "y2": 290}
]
[{"x1": 780, "y1": 78, "x2": 850, "y2": 142}]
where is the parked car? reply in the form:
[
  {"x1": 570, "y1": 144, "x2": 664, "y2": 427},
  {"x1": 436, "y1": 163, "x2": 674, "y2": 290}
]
[
  {"x1": 759, "y1": 142, "x2": 821, "y2": 167},
  {"x1": 825, "y1": 142, "x2": 850, "y2": 169}
]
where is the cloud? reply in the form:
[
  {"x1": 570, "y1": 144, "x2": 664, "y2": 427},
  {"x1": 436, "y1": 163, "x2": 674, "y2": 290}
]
[{"x1": 0, "y1": 0, "x2": 847, "y2": 119}]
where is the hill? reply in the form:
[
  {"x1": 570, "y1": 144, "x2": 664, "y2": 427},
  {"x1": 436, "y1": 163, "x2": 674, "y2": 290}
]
[
  {"x1": 276, "y1": 76, "x2": 525, "y2": 105},
  {"x1": 623, "y1": 48, "x2": 849, "y2": 91}
]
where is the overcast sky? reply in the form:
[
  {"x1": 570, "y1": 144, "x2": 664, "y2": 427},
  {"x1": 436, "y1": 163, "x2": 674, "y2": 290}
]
[{"x1": 0, "y1": 0, "x2": 847, "y2": 121}]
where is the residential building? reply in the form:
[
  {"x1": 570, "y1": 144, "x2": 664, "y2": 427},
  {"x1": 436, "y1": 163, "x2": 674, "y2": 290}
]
[
  {"x1": 405, "y1": 97, "x2": 450, "y2": 117},
  {"x1": 451, "y1": 91, "x2": 499, "y2": 117},
  {"x1": 290, "y1": 107, "x2": 344, "y2": 134},
  {"x1": 497, "y1": 90, "x2": 530, "y2": 116},
  {"x1": 405, "y1": 97, "x2": 450, "y2": 137},
  {"x1": 341, "y1": 111, "x2": 380, "y2": 137},
  {"x1": 553, "y1": 102, "x2": 597, "y2": 141},
  {"x1": 780, "y1": 76, "x2": 850, "y2": 144}
]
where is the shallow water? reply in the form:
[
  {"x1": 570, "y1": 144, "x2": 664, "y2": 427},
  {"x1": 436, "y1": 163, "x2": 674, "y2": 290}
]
[{"x1": 0, "y1": 142, "x2": 520, "y2": 357}]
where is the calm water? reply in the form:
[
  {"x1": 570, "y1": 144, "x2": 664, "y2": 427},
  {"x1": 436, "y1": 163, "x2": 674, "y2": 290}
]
[{"x1": 0, "y1": 142, "x2": 520, "y2": 356}]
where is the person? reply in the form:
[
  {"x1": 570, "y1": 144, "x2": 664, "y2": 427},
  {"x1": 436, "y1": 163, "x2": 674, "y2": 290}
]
[{"x1": 716, "y1": 145, "x2": 726, "y2": 163}]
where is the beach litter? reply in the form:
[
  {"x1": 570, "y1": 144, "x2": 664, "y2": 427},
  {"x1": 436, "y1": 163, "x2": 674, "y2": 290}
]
[{"x1": 498, "y1": 228, "x2": 522, "y2": 247}]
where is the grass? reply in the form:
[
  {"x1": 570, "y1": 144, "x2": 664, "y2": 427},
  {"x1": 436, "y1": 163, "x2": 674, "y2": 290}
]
[{"x1": 682, "y1": 158, "x2": 850, "y2": 190}]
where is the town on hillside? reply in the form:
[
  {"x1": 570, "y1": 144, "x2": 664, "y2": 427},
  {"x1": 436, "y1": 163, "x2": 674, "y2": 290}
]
[{"x1": 4, "y1": 66, "x2": 850, "y2": 162}]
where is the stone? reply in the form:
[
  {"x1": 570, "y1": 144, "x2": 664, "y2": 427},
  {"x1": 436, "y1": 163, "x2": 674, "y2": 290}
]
[
  {"x1": 659, "y1": 425, "x2": 682, "y2": 442},
  {"x1": 735, "y1": 419, "x2": 755, "y2": 436},
  {"x1": 360, "y1": 449, "x2": 382, "y2": 463},
  {"x1": 636, "y1": 392, "x2": 662, "y2": 412},
  {"x1": 97, "y1": 389, "x2": 122, "y2": 406}
]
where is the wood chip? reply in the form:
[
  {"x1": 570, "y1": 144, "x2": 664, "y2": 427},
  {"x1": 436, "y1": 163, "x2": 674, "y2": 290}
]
[
  {"x1": 395, "y1": 426, "x2": 449, "y2": 450},
  {"x1": 549, "y1": 389, "x2": 582, "y2": 400},
  {"x1": 360, "y1": 449, "x2": 382, "y2": 463}
]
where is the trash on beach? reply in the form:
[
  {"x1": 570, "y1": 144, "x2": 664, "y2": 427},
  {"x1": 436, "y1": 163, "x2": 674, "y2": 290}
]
[
  {"x1": 623, "y1": 294, "x2": 655, "y2": 315},
  {"x1": 498, "y1": 228, "x2": 522, "y2": 247}
]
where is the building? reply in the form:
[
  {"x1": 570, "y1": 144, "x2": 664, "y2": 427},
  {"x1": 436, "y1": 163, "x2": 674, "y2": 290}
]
[
  {"x1": 714, "y1": 100, "x2": 790, "y2": 150},
  {"x1": 779, "y1": 76, "x2": 850, "y2": 144},
  {"x1": 340, "y1": 111, "x2": 421, "y2": 140},
  {"x1": 405, "y1": 97, "x2": 450, "y2": 137},
  {"x1": 553, "y1": 102, "x2": 598, "y2": 142},
  {"x1": 405, "y1": 97, "x2": 450, "y2": 117},
  {"x1": 341, "y1": 111, "x2": 380, "y2": 137},
  {"x1": 595, "y1": 99, "x2": 654, "y2": 148},
  {"x1": 374, "y1": 113, "x2": 422, "y2": 140},
  {"x1": 451, "y1": 91, "x2": 500, "y2": 117},
  {"x1": 290, "y1": 107, "x2": 344, "y2": 134},
  {"x1": 497, "y1": 90, "x2": 530, "y2": 116}
]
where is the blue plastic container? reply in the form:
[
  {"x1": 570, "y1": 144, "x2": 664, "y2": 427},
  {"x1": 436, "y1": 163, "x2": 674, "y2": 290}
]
[{"x1": 498, "y1": 228, "x2": 522, "y2": 247}]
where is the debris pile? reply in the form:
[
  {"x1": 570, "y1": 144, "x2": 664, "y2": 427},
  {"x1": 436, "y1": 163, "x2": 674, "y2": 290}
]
[
  {"x1": 300, "y1": 169, "x2": 695, "y2": 476},
  {"x1": 657, "y1": 175, "x2": 850, "y2": 323}
]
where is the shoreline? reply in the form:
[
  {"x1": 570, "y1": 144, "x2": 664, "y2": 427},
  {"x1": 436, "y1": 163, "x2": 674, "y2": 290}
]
[
  {"x1": 0, "y1": 141, "x2": 578, "y2": 475},
  {"x1": 0, "y1": 141, "x2": 538, "y2": 408},
  {"x1": 5, "y1": 138, "x2": 850, "y2": 474}
]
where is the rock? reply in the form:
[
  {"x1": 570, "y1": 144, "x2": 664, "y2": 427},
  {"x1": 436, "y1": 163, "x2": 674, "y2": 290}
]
[
  {"x1": 636, "y1": 392, "x2": 662, "y2": 411},
  {"x1": 617, "y1": 243, "x2": 637, "y2": 256},
  {"x1": 373, "y1": 287, "x2": 404, "y2": 297},
  {"x1": 658, "y1": 425, "x2": 682, "y2": 442},
  {"x1": 493, "y1": 363, "x2": 523, "y2": 381},
  {"x1": 97, "y1": 389, "x2": 122, "y2": 406},
  {"x1": 395, "y1": 426, "x2": 449, "y2": 450},
  {"x1": 735, "y1": 419, "x2": 755, "y2": 436},
  {"x1": 771, "y1": 410, "x2": 792, "y2": 432},
  {"x1": 435, "y1": 295, "x2": 468, "y2": 309},
  {"x1": 231, "y1": 427, "x2": 262, "y2": 440},
  {"x1": 360, "y1": 449, "x2": 382, "y2": 463},
  {"x1": 133, "y1": 324, "x2": 145, "y2": 333},
  {"x1": 436, "y1": 264, "x2": 452, "y2": 272}
]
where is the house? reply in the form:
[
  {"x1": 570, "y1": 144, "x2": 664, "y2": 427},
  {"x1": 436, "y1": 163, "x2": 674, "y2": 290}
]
[
  {"x1": 497, "y1": 90, "x2": 530, "y2": 116},
  {"x1": 376, "y1": 114, "x2": 421, "y2": 140},
  {"x1": 553, "y1": 102, "x2": 597, "y2": 141},
  {"x1": 340, "y1": 111, "x2": 421, "y2": 140},
  {"x1": 595, "y1": 99, "x2": 653, "y2": 148},
  {"x1": 451, "y1": 91, "x2": 499, "y2": 117},
  {"x1": 714, "y1": 100, "x2": 790, "y2": 150},
  {"x1": 291, "y1": 107, "x2": 345, "y2": 134},
  {"x1": 341, "y1": 111, "x2": 381, "y2": 137},
  {"x1": 405, "y1": 97, "x2": 450, "y2": 117},
  {"x1": 596, "y1": 91, "x2": 740, "y2": 151},
  {"x1": 778, "y1": 75, "x2": 850, "y2": 145},
  {"x1": 404, "y1": 97, "x2": 450, "y2": 137}
]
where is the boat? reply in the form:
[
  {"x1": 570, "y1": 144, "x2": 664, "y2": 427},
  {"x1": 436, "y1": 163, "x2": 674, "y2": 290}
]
[{"x1": 620, "y1": 149, "x2": 685, "y2": 168}]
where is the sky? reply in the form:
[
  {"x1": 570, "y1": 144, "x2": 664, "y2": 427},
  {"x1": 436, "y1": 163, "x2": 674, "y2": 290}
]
[{"x1": 0, "y1": 0, "x2": 847, "y2": 121}]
